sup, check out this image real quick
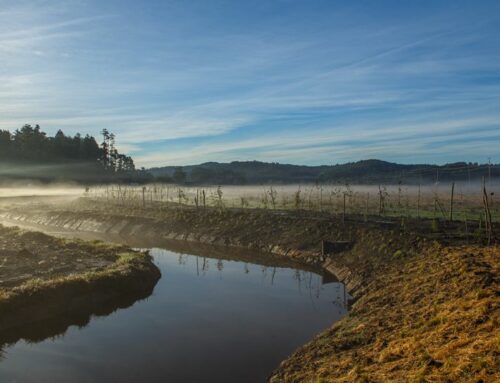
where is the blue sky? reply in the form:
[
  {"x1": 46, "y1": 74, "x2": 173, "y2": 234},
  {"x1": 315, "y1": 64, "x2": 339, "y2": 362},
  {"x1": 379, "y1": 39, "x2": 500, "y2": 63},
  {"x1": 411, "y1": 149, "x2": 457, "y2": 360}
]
[{"x1": 1, "y1": 0, "x2": 499, "y2": 167}]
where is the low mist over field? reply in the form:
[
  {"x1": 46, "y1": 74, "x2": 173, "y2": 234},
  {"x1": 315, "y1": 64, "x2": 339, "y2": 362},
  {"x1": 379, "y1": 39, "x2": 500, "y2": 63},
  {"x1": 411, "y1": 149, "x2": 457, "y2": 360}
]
[{"x1": 0, "y1": 184, "x2": 84, "y2": 199}]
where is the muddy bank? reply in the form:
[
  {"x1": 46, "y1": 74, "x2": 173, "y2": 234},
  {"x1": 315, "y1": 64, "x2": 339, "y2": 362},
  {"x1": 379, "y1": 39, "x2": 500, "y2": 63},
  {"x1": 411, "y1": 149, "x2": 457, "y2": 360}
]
[{"x1": 0, "y1": 225, "x2": 160, "y2": 333}]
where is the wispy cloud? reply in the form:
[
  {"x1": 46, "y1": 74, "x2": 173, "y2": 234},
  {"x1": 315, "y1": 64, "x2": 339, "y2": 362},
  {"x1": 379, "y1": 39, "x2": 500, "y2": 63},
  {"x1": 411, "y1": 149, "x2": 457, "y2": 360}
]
[
  {"x1": 135, "y1": 115, "x2": 500, "y2": 166},
  {"x1": 1, "y1": 0, "x2": 499, "y2": 166}
]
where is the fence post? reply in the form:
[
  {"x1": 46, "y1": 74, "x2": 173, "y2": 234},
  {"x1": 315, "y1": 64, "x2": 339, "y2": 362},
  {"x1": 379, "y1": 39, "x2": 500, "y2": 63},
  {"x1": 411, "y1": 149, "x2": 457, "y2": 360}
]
[
  {"x1": 482, "y1": 177, "x2": 493, "y2": 245},
  {"x1": 449, "y1": 181, "x2": 455, "y2": 222},
  {"x1": 417, "y1": 184, "x2": 421, "y2": 219},
  {"x1": 343, "y1": 193, "x2": 346, "y2": 224},
  {"x1": 465, "y1": 212, "x2": 469, "y2": 244},
  {"x1": 365, "y1": 192, "x2": 369, "y2": 222}
]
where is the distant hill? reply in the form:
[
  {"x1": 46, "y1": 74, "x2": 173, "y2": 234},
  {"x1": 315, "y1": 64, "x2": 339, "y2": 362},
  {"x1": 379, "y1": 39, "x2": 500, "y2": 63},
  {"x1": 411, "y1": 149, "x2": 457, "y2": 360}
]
[{"x1": 148, "y1": 159, "x2": 500, "y2": 185}]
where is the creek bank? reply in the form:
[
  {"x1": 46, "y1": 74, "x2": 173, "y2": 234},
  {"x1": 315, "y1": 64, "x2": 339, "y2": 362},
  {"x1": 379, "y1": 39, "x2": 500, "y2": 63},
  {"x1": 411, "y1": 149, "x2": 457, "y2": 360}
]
[
  {"x1": 0, "y1": 201, "x2": 437, "y2": 305},
  {"x1": 0, "y1": 200, "x2": 431, "y2": 292},
  {"x1": 269, "y1": 244, "x2": 499, "y2": 382},
  {"x1": 2, "y1": 200, "x2": 498, "y2": 382},
  {"x1": 0, "y1": 225, "x2": 161, "y2": 334}
]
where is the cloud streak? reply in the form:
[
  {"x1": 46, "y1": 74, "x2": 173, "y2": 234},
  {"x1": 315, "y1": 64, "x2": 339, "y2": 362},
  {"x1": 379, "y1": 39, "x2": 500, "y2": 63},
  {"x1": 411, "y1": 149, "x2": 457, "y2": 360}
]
[
  {"x1": 135, "y1": 115, "x2": 500, "y2": 166},
  {"x1": 0, "y1": 0, "x2": 499, "y2": 166}
]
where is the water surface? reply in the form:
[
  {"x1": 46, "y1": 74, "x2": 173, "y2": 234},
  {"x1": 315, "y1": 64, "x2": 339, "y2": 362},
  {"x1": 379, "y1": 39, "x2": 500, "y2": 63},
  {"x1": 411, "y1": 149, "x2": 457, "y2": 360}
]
[{"x1": 0, "y1": 247, "x2": 347, "y2": 383}]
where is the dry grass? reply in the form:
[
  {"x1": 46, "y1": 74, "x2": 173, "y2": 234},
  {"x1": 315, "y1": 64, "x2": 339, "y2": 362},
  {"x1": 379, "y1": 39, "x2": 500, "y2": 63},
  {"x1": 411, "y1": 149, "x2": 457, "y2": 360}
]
[{"x1": 270, "y1": 245, "x2": 499, "y2": 382}]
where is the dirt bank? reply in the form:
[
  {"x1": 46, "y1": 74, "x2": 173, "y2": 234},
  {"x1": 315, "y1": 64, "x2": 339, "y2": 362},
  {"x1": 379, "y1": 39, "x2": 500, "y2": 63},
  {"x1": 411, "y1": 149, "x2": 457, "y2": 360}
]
[
  {"x1": 0, "y1": 199, "x2": 498, "y2": 382},
  {"x1": 0, "y1": 224, "x2": 161, "y2": 333}
]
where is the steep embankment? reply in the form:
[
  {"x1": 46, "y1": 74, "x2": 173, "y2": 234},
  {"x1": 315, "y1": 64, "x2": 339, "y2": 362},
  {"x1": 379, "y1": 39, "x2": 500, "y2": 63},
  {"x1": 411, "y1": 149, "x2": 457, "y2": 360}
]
[{"x1": 1, "y1": 200, "x2": 498, "y2": 382}]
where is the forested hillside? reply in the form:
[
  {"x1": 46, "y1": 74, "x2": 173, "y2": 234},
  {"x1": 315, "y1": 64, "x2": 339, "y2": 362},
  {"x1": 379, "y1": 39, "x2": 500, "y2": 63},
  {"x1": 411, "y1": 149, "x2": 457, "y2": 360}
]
[{"x1": 149, "y1": 159, "x2": 500, "y2": 185}]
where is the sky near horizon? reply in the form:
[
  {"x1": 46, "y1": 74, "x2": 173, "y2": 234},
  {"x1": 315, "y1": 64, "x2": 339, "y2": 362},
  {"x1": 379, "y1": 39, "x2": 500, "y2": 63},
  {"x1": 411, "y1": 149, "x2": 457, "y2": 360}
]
[{"x1": 1, "y1": 0, "x2": 499, "y2": 167}]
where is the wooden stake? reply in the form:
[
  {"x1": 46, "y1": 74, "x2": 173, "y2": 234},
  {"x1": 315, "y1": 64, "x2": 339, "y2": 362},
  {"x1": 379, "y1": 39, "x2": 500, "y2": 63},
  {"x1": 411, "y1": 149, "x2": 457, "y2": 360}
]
[
  {"x1": 417, "y1": 184, "x2": 421, "y2": 219},
  {"x1": 343, "y1": 193, "x2": 346, "y2": 224},
  {"x1": 482, "y1": 177, "x2": 493, "y2": 245},
  {"x1": 365, "y1": 192, "x2": 369, "y2": 222},
  {"x1": 464, "y1": 212, "x2": 469, "y2": 244},
  {"x1": 449, "y1": 181, "x2": 455, "y2": 222}
]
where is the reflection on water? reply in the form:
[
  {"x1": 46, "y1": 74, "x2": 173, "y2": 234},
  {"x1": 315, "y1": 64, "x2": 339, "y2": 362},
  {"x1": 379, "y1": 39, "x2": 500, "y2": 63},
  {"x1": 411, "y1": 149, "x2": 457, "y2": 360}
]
[
  {"x1": 172, "y1": 250, "x2": 348, "y2": 307},
  {"x1": 0, "y1": 285, "x2": 156, "y2": 360},
  {"x1": 0, "y1": 247, "x2": 348, "y2": 383}
]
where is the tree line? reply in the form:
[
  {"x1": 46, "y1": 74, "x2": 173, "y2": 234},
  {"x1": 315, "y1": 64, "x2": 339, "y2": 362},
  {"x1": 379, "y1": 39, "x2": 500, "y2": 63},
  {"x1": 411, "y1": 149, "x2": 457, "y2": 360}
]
[
  {"x1": 0, "y1": 125, "x2": 134, "y2": 172},
  {"x1": 0, "y1": 124, "x2": 149, "y2": 182}
]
